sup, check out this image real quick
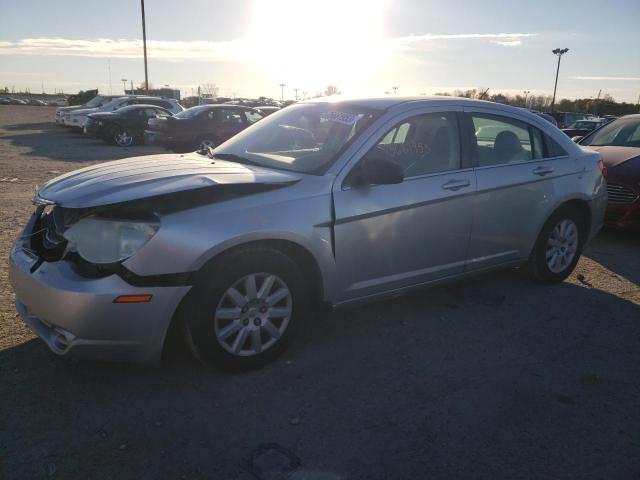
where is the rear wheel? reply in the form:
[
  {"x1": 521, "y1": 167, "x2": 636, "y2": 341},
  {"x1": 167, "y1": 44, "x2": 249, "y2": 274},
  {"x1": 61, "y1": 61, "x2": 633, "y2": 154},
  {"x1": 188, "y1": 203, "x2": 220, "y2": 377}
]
[
  {"x1": 528, "y1": 206, "x2": 585, "y2": 283},
  {"x1": 182, "y1": 247, "x2": 309, "y2": 370}
]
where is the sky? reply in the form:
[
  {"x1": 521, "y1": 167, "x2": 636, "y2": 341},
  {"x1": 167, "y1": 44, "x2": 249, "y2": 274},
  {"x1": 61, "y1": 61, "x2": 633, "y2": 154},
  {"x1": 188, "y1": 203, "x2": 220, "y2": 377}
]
[{"x1": 0, "y1": 0, "x2": 639, "y2": 102}]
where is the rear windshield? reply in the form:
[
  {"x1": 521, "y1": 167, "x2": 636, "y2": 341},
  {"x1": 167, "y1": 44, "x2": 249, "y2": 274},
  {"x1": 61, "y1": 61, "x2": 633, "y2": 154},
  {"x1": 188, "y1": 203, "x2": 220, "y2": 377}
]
[{"x1": 174, "y1": 106, "x2": 213, "y2": 119}]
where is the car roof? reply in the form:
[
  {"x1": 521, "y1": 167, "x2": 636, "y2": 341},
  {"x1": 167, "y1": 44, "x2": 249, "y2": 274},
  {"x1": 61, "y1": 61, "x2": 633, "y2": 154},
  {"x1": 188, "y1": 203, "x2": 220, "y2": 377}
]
[
  {"x1": 300, "y1": 95, "x2": 542, "y2": 116},
  {"x1": 119, "y1": 104, "x2": 171, "y2": 110}
]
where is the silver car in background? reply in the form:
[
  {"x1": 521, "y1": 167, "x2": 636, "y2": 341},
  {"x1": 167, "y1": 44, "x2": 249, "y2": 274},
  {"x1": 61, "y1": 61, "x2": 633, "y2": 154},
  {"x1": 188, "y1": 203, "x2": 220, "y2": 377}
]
[{"x1": 9, "y1": 97, "x2": 607, "y2": 369}]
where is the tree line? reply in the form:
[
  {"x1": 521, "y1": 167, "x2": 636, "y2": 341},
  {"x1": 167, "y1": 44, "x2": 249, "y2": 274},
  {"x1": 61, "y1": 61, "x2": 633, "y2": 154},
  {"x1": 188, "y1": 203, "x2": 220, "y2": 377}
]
[{"x1": 434, "y1": 89, "x2": 639, "y2": 116}]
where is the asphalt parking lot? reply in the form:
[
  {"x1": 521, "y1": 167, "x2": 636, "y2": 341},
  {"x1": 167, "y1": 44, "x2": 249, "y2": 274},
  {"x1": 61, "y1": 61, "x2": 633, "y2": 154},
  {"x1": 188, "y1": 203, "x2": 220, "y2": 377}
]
[{"x1": 1, "y1": 105, "x2": 639, "y2": 480}]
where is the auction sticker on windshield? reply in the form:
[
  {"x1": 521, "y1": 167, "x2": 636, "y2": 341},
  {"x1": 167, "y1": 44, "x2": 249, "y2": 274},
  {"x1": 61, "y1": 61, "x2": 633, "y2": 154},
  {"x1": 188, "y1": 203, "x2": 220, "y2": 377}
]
[{"x1": 321, "y1": 111, "x2": 358, "y2": 125}]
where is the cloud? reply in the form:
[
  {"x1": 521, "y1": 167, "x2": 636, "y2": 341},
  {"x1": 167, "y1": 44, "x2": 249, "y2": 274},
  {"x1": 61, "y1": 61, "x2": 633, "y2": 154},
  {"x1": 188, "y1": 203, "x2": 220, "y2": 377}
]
[
  {"x1": 491, "y1": 39, "x2": 522, "y2": 46},
  {"x1": 0, "y1": 32, "x2": 538, "y2": 62},
  {"x1": 571, "y1": 76, "x2": 640, "y2": 81}
]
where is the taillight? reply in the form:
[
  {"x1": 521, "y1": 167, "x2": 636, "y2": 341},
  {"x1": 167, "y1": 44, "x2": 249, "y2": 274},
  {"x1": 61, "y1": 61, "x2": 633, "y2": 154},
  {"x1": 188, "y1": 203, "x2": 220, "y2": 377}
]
[{"x1": 597, "y1": 159, "x2": 608, "y2": 179}]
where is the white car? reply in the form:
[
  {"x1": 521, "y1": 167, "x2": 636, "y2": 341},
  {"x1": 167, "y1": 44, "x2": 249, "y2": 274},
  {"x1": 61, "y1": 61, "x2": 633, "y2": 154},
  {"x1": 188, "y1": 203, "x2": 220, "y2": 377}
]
[
  {"x1": 66, "y1": 96, "x2": 183, "y2": 129},
  {"x1": 55, "y1": 95, "x2": 116, "y2": 125}
]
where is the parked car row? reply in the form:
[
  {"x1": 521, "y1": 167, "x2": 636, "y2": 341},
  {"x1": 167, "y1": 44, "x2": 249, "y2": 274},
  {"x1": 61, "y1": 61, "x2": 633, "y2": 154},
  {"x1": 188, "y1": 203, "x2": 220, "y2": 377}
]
[
  {"x1": 0, "y1": 96, "x2": 66, "y2": 106},
  {"x1": 55, "y1": 94, "x2": 267, "y2": 150},
  {"x1": 59, "y1": 95, "x2": 183, "y2": 129}
]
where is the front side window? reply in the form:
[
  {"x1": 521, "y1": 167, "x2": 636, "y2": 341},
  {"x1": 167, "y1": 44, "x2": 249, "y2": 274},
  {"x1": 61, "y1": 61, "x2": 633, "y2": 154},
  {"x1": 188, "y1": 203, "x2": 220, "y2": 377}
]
[
  {"x1": 211, "y1": 103, "x2": 381, "y2": 174},
  {"x1": 367, "y1": 112, "x2": 461, "y2": 177},
  {"x1": 471, "y1": 114, "x2": 548, "y2": 166},
  {"x1": 217, "y1": 109, "x2": 244, "y2": 124}
]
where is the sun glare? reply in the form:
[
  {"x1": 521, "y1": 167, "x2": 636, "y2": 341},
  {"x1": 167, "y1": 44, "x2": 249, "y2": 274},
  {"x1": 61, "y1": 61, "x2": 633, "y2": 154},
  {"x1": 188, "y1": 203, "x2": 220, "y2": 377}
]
[{"x1": 248, "y1": 0, "x2": 390, "y2": 94}]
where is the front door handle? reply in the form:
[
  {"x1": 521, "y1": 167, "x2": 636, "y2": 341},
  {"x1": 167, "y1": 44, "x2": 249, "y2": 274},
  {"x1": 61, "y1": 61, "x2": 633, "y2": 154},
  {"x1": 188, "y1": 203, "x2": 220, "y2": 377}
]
[
  {"x1": 441, "y1": 179, "x2": 471, "y2": 191},
  {"x1": 533, "y1": 166, "x2": 554, "y2": 176}
]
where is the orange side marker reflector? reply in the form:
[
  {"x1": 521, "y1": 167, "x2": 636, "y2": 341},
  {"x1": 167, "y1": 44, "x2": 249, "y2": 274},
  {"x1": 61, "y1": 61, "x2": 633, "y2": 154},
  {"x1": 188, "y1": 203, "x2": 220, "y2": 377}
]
[{"x1": 113, "y1": 294, "x2": 153, "y2": 304}]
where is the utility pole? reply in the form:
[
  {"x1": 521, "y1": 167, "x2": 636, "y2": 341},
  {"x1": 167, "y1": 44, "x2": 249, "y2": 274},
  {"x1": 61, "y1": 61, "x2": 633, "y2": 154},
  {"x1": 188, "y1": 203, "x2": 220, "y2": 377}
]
[
  {"x1": 551, "y1": 48, "x2": 569, "y2": 113},
  {"x1": 140, "y1": 0, "x2": 149, "y2": 93},
  {"x1": 121, "y1": 79, "x2": 128, "y2": 94},
  {"x1": 108, "y1": 59, "x2": 112, "y2": 94},
  {"x1": 279, "y1": 83, "x2": 286, "y2": 101}
]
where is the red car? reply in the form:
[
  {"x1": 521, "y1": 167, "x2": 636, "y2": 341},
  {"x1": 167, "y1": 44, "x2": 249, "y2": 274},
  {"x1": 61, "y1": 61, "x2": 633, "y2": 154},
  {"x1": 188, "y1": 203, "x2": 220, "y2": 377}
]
[
  {"x1": 145, "y1": 104, "x2": 264, "y2": 152},
  {"x1": 578, "y1": 114, "x2": 640, "y2": 229}
]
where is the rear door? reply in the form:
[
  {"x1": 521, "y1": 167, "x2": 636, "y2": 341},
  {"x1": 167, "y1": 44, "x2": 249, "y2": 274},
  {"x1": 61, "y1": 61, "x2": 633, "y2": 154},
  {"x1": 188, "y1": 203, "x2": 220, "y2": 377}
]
[
  {"x1": 463, "y1": 107, "x2": 579, "y2": 270},
  {"x1": 332, "y1": 107, "x2": 476, "y2": 302}
]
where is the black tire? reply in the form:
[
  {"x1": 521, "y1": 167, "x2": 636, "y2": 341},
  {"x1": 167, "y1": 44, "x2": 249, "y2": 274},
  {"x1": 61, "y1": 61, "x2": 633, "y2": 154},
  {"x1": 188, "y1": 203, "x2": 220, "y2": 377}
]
[
  {"x1": 182, "y1": 246, "x2": 309, "y2": 370},
  {"x1": 528, "y1": 206, "x2": 586, "y2": 284}
]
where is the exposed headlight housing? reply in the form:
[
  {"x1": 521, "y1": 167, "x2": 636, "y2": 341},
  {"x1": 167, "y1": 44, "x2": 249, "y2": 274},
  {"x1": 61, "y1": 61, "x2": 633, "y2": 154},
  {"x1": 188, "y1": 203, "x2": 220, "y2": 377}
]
[{"x1": 63, "y1": 217, "x2": 159, "y2": 264}]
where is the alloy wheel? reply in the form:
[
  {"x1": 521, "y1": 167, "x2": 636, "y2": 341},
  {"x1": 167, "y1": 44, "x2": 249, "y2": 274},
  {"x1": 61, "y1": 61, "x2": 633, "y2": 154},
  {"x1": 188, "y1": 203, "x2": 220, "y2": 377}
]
[
  {"x1": 545, "y1": 219, "x2": 578, "y2": 273},
  {"x1": 214, "y1": 273, "x2": 292, "y2": 357},
  {"x1": 115, "y1": 130, "x2": 133, "y2": 147}
]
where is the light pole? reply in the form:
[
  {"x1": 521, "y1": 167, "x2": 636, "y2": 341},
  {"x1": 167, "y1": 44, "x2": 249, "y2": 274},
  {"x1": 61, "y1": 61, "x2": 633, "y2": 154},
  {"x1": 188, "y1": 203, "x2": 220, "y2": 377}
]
[
  {"x1": 392, "y1": 86, "x2": 399, "y2": 94},
  {"x1": 293, "y1": 88, "x2": 299, "y2": 101},
  {"x1": 279, "y1": 83, "x2": 286, "y2": 101},
  {"x1": 121, "y1": 79, "x2": 128, "y2": 94},
  {"x1": 523, "y1": 90, "x2": 530, "y2": 107},
  {"x1": 551, "y1": 48, "x2": 569, "y2": 112},
  {"x1": 140, "y1": 0, "x2": 149, "y2": 94}
]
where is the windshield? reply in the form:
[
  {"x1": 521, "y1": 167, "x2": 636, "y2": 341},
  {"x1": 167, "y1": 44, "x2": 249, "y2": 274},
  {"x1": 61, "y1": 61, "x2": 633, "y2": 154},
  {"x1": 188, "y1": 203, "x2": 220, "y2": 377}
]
[
  {"x1": 212, "y1": 103, "x2": 382, "y2": 174},
  {"x1": 174, "y1": 105, "x2": 213, "y2": 119},
  {"x1": 581, "y1": 118, "x2": 640, "y2": 147}
]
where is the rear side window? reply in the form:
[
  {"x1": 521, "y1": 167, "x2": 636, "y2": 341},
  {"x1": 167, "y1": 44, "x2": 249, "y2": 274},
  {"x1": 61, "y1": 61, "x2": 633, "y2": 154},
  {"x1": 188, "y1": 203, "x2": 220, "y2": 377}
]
[
  {"x1": 544, "y1": 134, "x2": 568, "y2": 157},
  {"x1": 470, "y1": 113, "x2": 555, "y2": 166}
]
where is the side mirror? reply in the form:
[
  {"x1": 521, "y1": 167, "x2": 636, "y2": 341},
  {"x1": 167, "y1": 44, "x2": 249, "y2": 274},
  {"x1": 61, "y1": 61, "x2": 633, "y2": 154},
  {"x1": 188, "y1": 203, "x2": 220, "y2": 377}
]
[
  {"x1": 351, "y1": 147, "x2": 404, "y2": 187},
  {"x1": 571, "y1": 136, "x2": 583, "y2": 143}
]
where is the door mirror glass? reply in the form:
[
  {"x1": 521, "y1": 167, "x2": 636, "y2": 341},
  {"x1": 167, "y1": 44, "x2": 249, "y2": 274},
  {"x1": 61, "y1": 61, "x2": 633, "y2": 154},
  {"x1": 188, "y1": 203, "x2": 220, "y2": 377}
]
[{"x1": 571, "y1": 135, "x2": 583, "y2": 143}]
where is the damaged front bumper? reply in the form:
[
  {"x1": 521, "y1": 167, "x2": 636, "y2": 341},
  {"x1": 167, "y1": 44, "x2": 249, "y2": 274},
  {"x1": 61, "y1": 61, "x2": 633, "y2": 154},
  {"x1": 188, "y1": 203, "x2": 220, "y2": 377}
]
[{"x1": 8, "y1": 237, "x2": 191, "y2": 363}]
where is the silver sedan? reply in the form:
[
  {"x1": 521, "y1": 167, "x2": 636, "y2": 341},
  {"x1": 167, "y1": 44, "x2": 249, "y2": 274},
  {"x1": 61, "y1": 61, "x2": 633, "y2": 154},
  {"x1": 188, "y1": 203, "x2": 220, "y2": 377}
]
[{"x1": 9, "y1": 97, "x2": 607, "y2": 369}]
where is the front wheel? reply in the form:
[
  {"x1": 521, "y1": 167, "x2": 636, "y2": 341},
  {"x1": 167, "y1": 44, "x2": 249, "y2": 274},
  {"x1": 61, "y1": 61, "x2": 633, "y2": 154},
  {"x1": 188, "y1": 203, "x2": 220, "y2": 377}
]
[
  {"x1": 528, "y1": 206, "x2": 585, "y2": 284},
  {"x1": 182, "y1": 247, "x2": 309, "y2": 370},
  {"x1": 113, "y1": 129, "x2": 135, "y2": 147}
]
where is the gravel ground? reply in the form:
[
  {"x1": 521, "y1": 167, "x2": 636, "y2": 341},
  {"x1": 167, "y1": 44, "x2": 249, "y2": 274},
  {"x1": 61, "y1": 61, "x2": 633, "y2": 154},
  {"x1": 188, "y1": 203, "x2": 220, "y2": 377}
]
[{"x1": 1, "y1": 105, "x2": 639, "y2": 480}]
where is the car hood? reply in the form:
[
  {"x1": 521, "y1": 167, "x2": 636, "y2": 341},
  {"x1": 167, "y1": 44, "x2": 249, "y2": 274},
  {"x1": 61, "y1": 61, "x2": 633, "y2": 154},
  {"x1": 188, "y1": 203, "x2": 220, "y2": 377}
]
[
  {"x1": 582, "y1": 145, "x2": 640, "y2": 168},
  {"x1": 36, "y1": 152, "x2": 302, "y2": 208}
]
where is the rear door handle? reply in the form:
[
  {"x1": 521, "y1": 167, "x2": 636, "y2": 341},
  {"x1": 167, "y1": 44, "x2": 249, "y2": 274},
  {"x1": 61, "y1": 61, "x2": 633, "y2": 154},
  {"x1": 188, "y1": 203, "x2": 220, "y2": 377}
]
[
  {"x1": 533, "y1": 166, "x2": 554, "y2": 176},
  {"x1": 441, "y1": 179, "x2": 471, "y2": 191}
]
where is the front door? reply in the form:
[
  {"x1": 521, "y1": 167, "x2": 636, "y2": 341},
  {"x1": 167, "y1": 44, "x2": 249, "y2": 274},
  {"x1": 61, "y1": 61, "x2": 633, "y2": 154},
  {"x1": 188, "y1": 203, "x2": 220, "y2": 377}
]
[{"x1": 332, "y1": 109, "x2": 476, "y2": 303}]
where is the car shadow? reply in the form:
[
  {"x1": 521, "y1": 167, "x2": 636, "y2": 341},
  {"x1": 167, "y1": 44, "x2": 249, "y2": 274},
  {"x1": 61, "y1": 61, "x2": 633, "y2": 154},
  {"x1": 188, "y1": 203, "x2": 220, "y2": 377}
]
[
  {"x1": 1, "y1": 125, "x2": 166, "y2": 162},
  {"x1": 583, "y1": 228, "x2": 640, "y2": 285},
  {"x1": 1, "y1": 269, "x2": 638, "y2": 479}
]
